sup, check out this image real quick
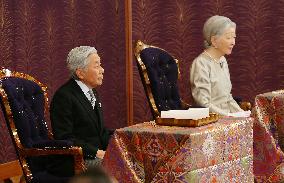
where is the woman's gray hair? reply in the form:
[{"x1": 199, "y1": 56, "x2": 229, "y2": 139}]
[
  {"x1": 203, "y1": 15, "x2": 236, "y2": 48},
  {"x1": 67, "y1": 46, "x2": 97, "y2": 80}
]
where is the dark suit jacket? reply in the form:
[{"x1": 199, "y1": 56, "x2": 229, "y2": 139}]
[{"x1": 49, "y1": 79, "x2": 111, "y2": 176}]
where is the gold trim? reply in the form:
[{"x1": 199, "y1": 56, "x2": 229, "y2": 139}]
[
  {"x1": 134, "y1": 40, "x2": 183, "y2": 118},
  {"x1": 155, "y1": 113, "x2": 219, "y2": 127},
  {"x1": 0, "y1": 68, "x2": 85, "y2": 182},
  {"x1": 175, "y1": 59, "x2": 181, "y2": 79}
]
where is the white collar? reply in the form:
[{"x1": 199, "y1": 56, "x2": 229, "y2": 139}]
[{"x1": 75, "y1": 80, "x2": 91, "y2": 95}]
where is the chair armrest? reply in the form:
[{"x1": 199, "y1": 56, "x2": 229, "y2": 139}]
[
  {"x1": 32, "y1": 139, "x2": 73, "y2": 148},
  {"x1": 19, "y1": 146, "x2": 85, "y2": 174},
  {"x1": 239, "y1": 101, "x2": 252, "y2": 111},
  {"x1": 233, "y1": 96, "x2": 252, "y2": 111},
  {"x1": 180, "y1": 100, "x2": 190, "y2": 110}
]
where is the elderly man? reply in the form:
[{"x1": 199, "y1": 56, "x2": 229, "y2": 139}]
[{"x1": 49, "y1": 46, "x2": 111, "y2": 176}]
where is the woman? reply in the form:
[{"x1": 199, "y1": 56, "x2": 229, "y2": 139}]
[{"x1": 190, "y1": 15, "x2": 243, "y2": 116}]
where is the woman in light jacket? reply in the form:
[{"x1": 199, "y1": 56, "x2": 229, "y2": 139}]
[{"x1": 190, "y1": 15, "x2": 243, "y2": 116}]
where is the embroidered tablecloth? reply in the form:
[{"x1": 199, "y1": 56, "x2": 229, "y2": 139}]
[
  {"x1": 253, "y1": 90, "x2": 284, "y2": 182},
  {"x1": 103, "y1": 117, "x2": 253, "y2": 183}
]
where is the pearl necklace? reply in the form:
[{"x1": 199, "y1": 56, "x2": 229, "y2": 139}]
[{"x1": 203, "y1": 50, "x2": 224, "y2": 68}]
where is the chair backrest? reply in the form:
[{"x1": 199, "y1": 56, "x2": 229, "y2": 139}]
[
  {"x1": 134, "y1": 40, "x2": 183, "y2": 118},
  {"x1": 0, "y1": 68, "x2": 52, "y2": 181}
]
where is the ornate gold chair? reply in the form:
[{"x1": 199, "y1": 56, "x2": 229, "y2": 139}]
[
  {"x1": 0, "y1": 68, "x2": 85, "y2": 183},
  {"x1": 134, "y1": 40, "x2": 190, "y2": 119}
]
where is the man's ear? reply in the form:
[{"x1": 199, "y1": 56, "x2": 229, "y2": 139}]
[{"x1": 75, "y1": 69, "x2": 84, "y2": 80}]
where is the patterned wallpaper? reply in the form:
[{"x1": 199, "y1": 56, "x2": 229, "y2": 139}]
[{"x1": 1, "y1": 0, "x2": 284, "y2": 164}]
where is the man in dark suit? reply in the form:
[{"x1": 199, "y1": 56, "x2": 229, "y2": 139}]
[{"x1": 49, "y1": 46, "x2": 111, "y2": 176}]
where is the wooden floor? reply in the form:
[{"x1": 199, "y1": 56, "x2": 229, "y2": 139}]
[{"x1": 0, "y1": 161, "x2": 23, "y2": 183}]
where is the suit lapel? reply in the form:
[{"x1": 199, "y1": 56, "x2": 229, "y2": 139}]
[
  {"x1": 69, "y1": 79, "x2": 99, "y2": 129},
  {"x1": 93, "y1": 90, "x2": 103, "y2": 131}
]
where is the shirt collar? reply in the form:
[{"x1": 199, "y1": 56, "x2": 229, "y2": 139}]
[{"x1": 75, "y1": 80, "x2": 91, "y2": 95}]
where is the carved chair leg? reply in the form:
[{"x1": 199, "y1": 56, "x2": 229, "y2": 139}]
[
  {"x1": 2, "y1": 175, "x2": 24, "y2": 183},
  {"x1": 3, "y1": 178, "x2": 12, "y2": 183},
  {"x1": 19, "y1": 176, "x2": 25, "y2": 183}
]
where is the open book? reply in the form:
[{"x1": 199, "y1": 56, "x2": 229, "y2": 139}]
[{"x1": 161, "y1": 108, "x2": 209, "y2": 120}]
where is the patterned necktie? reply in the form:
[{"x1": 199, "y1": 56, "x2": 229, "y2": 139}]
[{"x1": 87, "y1": 90, "x2": 96, "y2": 108}]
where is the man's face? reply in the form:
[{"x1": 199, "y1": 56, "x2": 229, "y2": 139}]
[{"x1": 76, "y1": 53, "x2": 104, "y2": 88}]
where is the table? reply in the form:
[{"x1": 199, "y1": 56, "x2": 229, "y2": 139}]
[
  {"x1": 102, "y1": 117, "x2": 253, "y2": 183},
  {"x1": 253, "y1": 90, "x2": 284, "y2": 182}
]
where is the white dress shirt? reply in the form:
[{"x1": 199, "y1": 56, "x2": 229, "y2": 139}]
[{"x1": 75, "y1": 80, "x2": 96, "y2": 108}]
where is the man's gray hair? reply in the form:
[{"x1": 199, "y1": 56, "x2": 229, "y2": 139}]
[
  {"x1": 67, "y1": 46, "x2": 97, "y2": 80},
  {"x1": 203, "y1": 15, "x2": 236, "y2": 48}
]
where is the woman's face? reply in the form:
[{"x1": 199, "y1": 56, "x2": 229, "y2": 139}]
[{"x1": 212, "y1": 26, "x2": 236, "y2": 55}]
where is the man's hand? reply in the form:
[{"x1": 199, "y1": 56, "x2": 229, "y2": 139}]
[{"x1": 96, "y1": 149, "x2": 105, "y2": 159}]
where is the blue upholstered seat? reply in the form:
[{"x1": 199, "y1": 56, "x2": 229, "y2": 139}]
[
  {"x1": 135, "y1": 40, "x2": 190, "y2": 118},
  {"x1": 139, "y1": 47, "x2": 182, "y2": 111},
  {"x1": 0, "y1": 68, "x2": 84, "y2": 183}
]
